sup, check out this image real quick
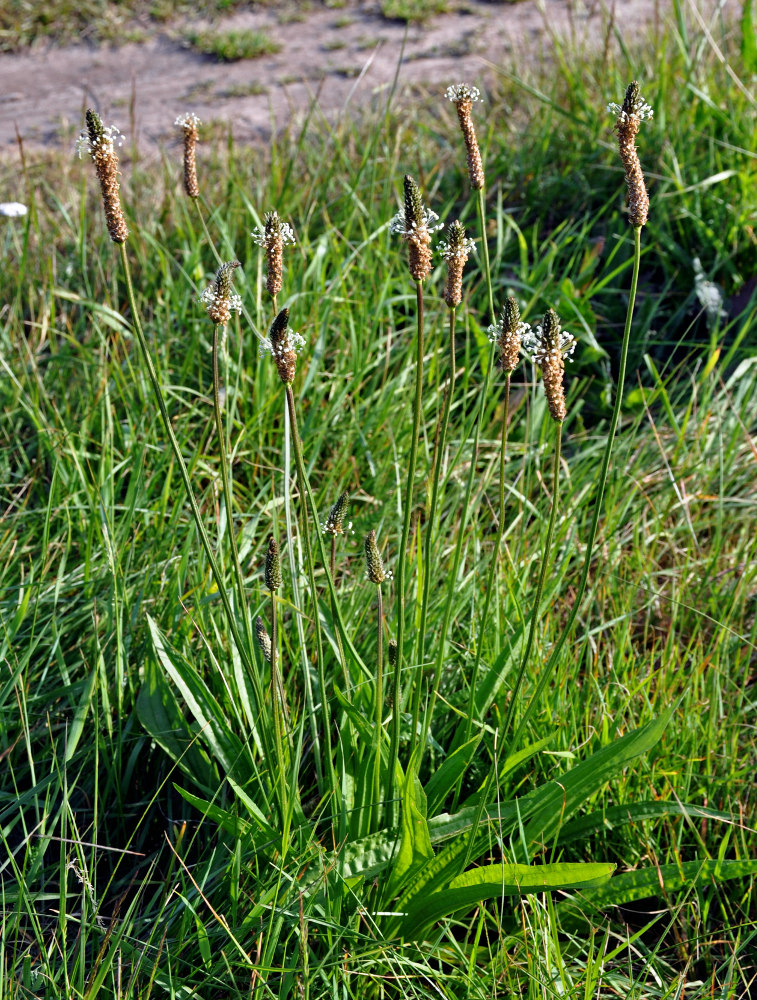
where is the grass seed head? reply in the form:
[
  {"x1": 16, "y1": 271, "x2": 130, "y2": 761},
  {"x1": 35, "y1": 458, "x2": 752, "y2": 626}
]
[
  {"x1": 364, "y1": 530, "x2": 387, "y2": 585},
  {"x1": 389, "y1": 175, "x2": 442, "y2": 283},
  {"x1": 439, "y1": 220, "x2": 475, "y2": 309},
  {"x1": 445, "y1": 83, "x2": 484, "y2": 190},
  {"x1": 523, "y1": 308, "x2": 577, "y2": 424},
  {"x1": 199, "y1": 260, "x2": 242, "y2": 326},
  {"x1": 265, "y1": 535, "x2": 282, "y2": 592},
  {"x1": 77, "y1": 109, "x2": 129, "y2": 244},
  {"x1": 252, "y1": 211, "x2": 296, "y2": 298},
  {"x1": 608, "y1": 81, "x2": 652, "y2": 228},
  {"x1": 260, "y1": 308, "x2": 306, "y2": 385},
  {"x1": 322, "y1": 490, "x2": 352, "y2": 536},
  {"x1": 175, "y1": 112, "x2": 201, "y2": 198},
  {"x1": 255, "y1": 616, "x2": 272, "y2": 662},
  {"x1": 488, "y1": 296, "x2": 528, "y2": 373}
]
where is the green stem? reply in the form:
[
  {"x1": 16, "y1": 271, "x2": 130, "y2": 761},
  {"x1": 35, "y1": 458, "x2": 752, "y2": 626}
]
[
  {"x1": 373, "y1": 584, "x2": 384, "y2": 834},
  {"x1": 390, "y1": 280, "x2": 424, "y2": 817},
  {"x1": 510, "y1": 225, "x2": 642, "y2": 750},
  {"x1": 118, "y1": 244, "x2": 268, "y2": 729},
  {"x1": 212, "y1": 324, "x2": 254, "y2": 654},
  {"x1": 463, "y1": 372, "x2": 512, "y2": 746},
  {"x1": 285, "y1": 385, "x2": 337, "y2": 803},
  {"x1": 416, "y1": 306, "x2": 456, "y2": 692}
]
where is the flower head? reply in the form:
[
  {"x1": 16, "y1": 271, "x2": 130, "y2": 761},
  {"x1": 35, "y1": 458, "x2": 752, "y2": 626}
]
[
  {"x1": 364, "y1": 530, "x2": 391, "y2": 585},
  {"x1": 255, "y1": 616, "x2": 272, "y2": 663},
  {"x1": 608, "y1": 81, "x2": 652, "y2": 227},
  {"x1": 487, "y1": 297, "x2": 529, "y2": 373},
  {"x1": 445, "y1": 84, "x2": 482, "y2": 104},
  {"x1": 259, "y1": 307, "x2": 306, "y2": 385},
  {"x1": 322, "y1": 491, "x2": 353, "y2": 537},
  {"x1": 199, "y1": 261, "x2": 242, "y2": 326},
  {"x1": 390, "y1": 175, "x2": 442, "y2": 282},
  {"x1": 523, "y1": 308, "x2": 576, "y2": 423},
  {"x1": 445, "y1": 82, "x2": 484, "y2": 189},
  {"x1": 77, "y1": 110, "x2": 128, "y2": 243},
  {"x1": 251, "y1": 211, "x2": 296, "y2": 298},
  {"x1": 264, "y1": 536, "x2": 282, "y2": 593},
  {"x1": 175, "y1": 113, "x2": 201, "y2": 198},
  {"x1": 438, "y1": 220, "x2": 476, "y2": 309}
]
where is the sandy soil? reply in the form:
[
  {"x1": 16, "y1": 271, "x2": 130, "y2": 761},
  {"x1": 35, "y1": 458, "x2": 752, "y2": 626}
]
[{"x1": 0, "y1": 0, "x2": 737, "y2": 158}]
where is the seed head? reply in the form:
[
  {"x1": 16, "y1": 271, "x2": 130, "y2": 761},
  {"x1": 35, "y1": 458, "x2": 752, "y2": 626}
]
[
  {"x1": 608, "y1": 82, "x2": 652, "y2": 228},
  {"x1": 388, "y1": 638, "x2": 398, "y2": 668},
  {"x1": 364, "y1": 530, "x2": 388, "y2": 585},
  {"x1": 445, "y1": 83, "x2": 485, "y2": 190},
  {"x1": 251, "y1": 211, "x2": 296, "y2": 298},
  {"x1": 255, "y1": 616, "x2": 272, "y2": 663},
  {"x1": 522, "y1": 308, "x2": 576, "y2": 424},
  {"x1": 199, "y1": 260, "x2": 242, "y2": 326},
  {"x1": 389, "y1": 175, "x2": 442, "y2": 283},
  {"x1": 76, "y1": 109, "x2": 129, "y2": 243},
  {"x1": 265, "y1": 536, "x2": 282, "y2": 592},
  {"x1": 259, "y1": 308, "x2": 306, "y2": 385},
  {"x1": 322, "y1": 491, "x2": 352, "y2": 536},
  {"x1": 487, "y1": 296, "x2": 529, "y2": 373},
  {"x1": 175, "y1": 112, "x2": 201, "y2": 198},
  {"x1": 438, "y1": 220, "x2": 476, "y2": 309}
]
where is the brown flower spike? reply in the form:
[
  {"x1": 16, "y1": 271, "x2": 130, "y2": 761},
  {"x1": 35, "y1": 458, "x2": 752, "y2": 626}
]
[
  {"x1": 265, "y1": 536, "x2": 282, "y2": 592},
  {"x1": 77, "y1": 110, "x2": 128, "y2": 244},
  {"x1": 390, "y1": 175, "x2": 442, "y2": 283},
  {"x1": 488, "y1": 296, "x2": 527, "y2": 374},
  {"x1": 445, "y1": 84, "x2": 485, "y2": 190},
  {"x1": 522, "y1": 309, "x2": 577, "y2": 424},
  {"x1": 252, "y1": 211, "x2": 296, "y2": 298},
  {"x1": 199, "y1": 261, "x2": 242, "y2": 326},
  {"x1": 260, "y1": 308, "x2": 306, "y2": 385},
  {"x1": 175, "y1": 113, "x2": 200, "y2": 198},
  {"x1": 608, "y1": 82, "x2": 653, "y2": 228},
  {"x1": 439, "y1": 220, "x2": 475, "y2": 310},
  {"x1": 255, "y1": 616, "x2": 272, "y2": 662},
  {"x1": 364, "y1": 530, "x2": 388, "y2": 585}
]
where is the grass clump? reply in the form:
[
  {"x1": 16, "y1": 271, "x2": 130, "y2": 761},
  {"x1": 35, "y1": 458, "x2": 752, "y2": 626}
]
[
  {"x1": 380, "y1": 0, "x2": 449, "y2": 23},
  {"x1": 184, "y1": 26, "x2": 281, "y2": 61},
  {"x1": 1, "y1": 3, "x2": 756, "y2": 998}
]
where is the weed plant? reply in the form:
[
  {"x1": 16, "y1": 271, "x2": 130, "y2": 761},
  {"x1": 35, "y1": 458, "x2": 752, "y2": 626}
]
[{"x1": 1, "y1": 3, "x2": 756, "y2": 998}]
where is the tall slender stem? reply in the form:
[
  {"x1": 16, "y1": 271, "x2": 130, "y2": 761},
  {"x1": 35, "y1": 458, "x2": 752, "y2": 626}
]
[
  {"x1": 510, "y1": 226, "x2": 642, "y2": 749},
  {"x1": 463, "y1": 372, "x2": 512, "y2": 745},
  {"x1": 118, "y1": 245, "x2": 268, "y2": 731},
  {"x1": 212, "y1": 324, "x2": 253, "y2": 654},
  {"x1": 373, "y1": 584, "x2": 384, "y2": 834},
  {"x1": 390, "y1": 280, "x2": 424, "y2": 817}
]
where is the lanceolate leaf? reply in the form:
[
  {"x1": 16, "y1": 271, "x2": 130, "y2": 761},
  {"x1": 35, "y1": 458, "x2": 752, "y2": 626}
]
[
  {"x1": 397, "y1": 862, "x2": 615, "y2": 938},
  {"x1": 384, "y1": 753, "x2": 434, "y2": 898}
]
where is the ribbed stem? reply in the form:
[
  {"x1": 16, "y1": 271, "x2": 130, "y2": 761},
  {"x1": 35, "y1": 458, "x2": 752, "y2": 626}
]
[
  {"x1": 510, "y1": 225, "x2": 642, "y2": 749},
  {"x1": 464, "y1": 373, "x2": 512, "y2": 745},
  {"x1": 118, "y1": 245, "x2": 270, "y2": 753},
  {"x1": 373, "y1": 584, "x2": 384, "y2": 834},
  {"x1": 390, "y1": 280, "x2": 424, "y2": 819},
  {"x1": 212, "y1": 324, "x2": 254, "y2": 656}
]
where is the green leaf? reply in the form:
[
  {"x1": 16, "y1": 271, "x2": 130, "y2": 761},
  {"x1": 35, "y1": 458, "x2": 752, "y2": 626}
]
[
  {"x1": 424, "y1": 735, "x2": 480, "y2": 816},
  {"x1": 558, "y1": 859, "x2": 757, "y2": 931},
  {"x1": 556, "y1": 800, "x2": 733, "y2": 845},
  {"x1": 399, "y1": 861, "x2": 615, "y2": 938},
  {"x1": 385, "y1": 752, "x2": 434, "y2": 898}
]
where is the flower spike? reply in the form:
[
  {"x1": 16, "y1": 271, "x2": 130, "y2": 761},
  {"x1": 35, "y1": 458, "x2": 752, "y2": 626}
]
[
  {"x1": 438, "y1": 220, "x2": 476, "y2": 309},
  {"x1": 77, "y1": 109, "x2": 128, "y2": 243},
  {"x1": 389, "y1": 175, "x2": 442, "y2": 283},
  {"x1": 175, "y1": 112, "x2": 201, "y2": 198},
  {"x1": 522, "y1": 308, "x2": 576, "y2": 424},
  {"x1": 252, "y1": 211, "x2": 296, "y2": 298},
  {"x1": 487, "y1": 296, "x2": 528, "y2": 374},
  {"x1": 259, "y1": 308, "x2": 306, "y2": 385},
  {"x1": 608, "y1": 81, "x2": 652, "y2": 228},
  {"x1": 445, "y1": 83, "x2": 485, "y2": 190},
  {"x1": 199, "y1": 261, "x2": 242, "y2": 326}
]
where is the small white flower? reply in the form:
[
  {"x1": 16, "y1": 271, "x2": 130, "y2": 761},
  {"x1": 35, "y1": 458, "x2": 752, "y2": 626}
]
[
  {"x1": 487, "y1": 320, "x2": 530, "y2": 346},
  {"x1": 522, "y1": 325, "x2": 577, "y2": 365},
  {"x1": 175, "y1": 112, "x2": 201, "y2": 130},
  {"x1": 389, "y1": 207, "x2": 443, "y2": 238},
  {"x1": 258, "y1": 329, "x2": 306, "y2": 359},
  {"x1": 198, "y1": 286, "x2": 242, "y2": 315},
  {"x1": 445, "y1": 84, "x2": 482, "y2": 103},
  {"x1": 251, "y1": 211, "x2": 296, "y2": 247},
  {"x1": 75, "y1": 124, "x2": 123, "y2": 159},
  {"x1": 607, "y1": 95, "x2": 654, "y2": 123},
  {"x1": 438, "y1": 236, "x2": 476, "y2": 260},
  {"x1": 0, "y1": 202, "x2": 27, "y2": 218}
]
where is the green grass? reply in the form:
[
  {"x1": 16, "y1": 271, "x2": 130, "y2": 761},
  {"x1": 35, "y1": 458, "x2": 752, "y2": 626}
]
[
  {"x1": 184, "y1": 27, "x2": 281, "y2": 61},
  {"x1": 380, "y1": 0, "x2": 450, "y2": 23},
  {"x1": 1, "y1": 2, "x2": 756, "y2": 998}
]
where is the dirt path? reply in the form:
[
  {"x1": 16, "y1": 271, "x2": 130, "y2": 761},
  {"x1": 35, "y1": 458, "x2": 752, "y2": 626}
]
[{"x1": 0, "y1": 0, "x2": 736, "y2": 158}]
